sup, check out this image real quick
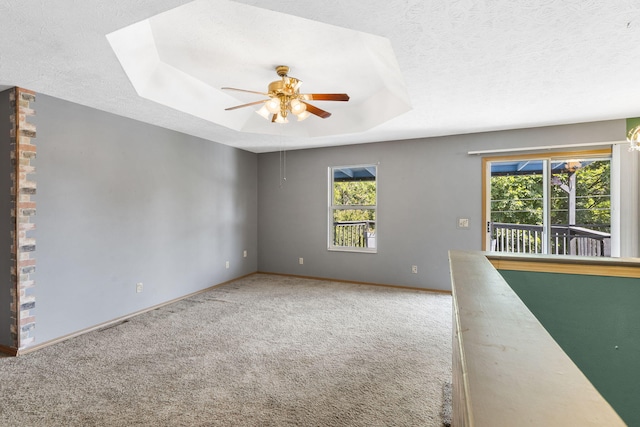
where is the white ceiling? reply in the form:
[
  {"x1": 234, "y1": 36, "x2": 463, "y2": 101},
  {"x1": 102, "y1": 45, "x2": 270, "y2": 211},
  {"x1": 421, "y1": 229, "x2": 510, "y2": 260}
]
[{"x1": 1, "y1": 0, "x2": 640, "y2": 153}]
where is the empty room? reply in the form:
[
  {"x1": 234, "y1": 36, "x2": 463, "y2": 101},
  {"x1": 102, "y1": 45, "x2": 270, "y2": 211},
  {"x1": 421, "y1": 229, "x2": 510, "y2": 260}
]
[{"x1": 2, "y1": 1, "x2": 640, "y2": 426}]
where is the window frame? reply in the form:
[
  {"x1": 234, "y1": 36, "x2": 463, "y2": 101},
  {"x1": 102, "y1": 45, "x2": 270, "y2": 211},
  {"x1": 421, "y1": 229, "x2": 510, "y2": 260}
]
[
  {"x1": 482, "y1": 148, "x2": 613, "y2": 255},
  {"x1": 328, "y1": 164, "x2": 378, "y2": 254}
]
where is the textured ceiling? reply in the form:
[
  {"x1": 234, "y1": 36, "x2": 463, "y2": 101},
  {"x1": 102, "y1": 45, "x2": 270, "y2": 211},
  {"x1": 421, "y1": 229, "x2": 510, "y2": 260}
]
[{"x1": 1, "y1": 0, "x2": 640, "y2": 153}]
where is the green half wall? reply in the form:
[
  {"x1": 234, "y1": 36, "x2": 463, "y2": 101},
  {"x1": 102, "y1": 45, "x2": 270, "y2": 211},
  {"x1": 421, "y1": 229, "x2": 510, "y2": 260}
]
[{"x1": 499, "y1": 270, "x2": 640, "y2": 427}]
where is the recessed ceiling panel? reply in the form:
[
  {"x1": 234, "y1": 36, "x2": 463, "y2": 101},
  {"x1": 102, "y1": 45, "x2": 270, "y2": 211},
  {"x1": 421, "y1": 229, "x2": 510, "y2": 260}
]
[{"x1": 106, "y1": 0, "x2": 411, "y2": 138}]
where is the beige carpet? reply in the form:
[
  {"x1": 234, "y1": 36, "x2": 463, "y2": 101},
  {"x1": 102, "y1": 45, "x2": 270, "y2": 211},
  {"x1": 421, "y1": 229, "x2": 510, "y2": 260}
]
[{"x1": 0, "y1": 274, "x2": 452, "y2": 426}]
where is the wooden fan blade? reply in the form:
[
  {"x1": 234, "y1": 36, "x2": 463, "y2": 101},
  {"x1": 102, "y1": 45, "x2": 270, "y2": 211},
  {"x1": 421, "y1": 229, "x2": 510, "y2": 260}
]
[
  {"x1": 302, "y1": 93, "x2": 350, "y2": 101},
  {"x1": 271, "y1": 114, "x2": 277, "y2": 123},
  {"x1": 301, "y1": 101, "x2": 331, "y2": 119},
  {"x1": 221, "y1": 87, "x2": 269, "y2": 96},
  {"x1": 224, "y1": 100, "x2": 267, "y2": 111}
]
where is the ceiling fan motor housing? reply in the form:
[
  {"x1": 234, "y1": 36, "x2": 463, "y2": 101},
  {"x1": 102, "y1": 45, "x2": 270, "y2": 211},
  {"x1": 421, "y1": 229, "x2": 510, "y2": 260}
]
[
  {"x1": 268, "y1": 79, "x2": 288, "y2": 95},
  {"x1": 275, "y1": 65, "x2": 289, "y2": 77}
]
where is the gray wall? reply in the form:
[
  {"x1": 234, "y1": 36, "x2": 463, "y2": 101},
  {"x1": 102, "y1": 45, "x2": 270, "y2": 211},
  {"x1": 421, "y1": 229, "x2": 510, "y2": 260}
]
[
  {"x1": 0, "y1": 89, "x2": 13, "y2": 346},
  {"x1": 4, "y1": 90, "x2": 627, "y2": 344},
  {"x1": 33, "y1": 94, "x2": 257, "y2": 343},
  {"x1": 257, "y1": 120, "x2": 624, "y2": 291}
]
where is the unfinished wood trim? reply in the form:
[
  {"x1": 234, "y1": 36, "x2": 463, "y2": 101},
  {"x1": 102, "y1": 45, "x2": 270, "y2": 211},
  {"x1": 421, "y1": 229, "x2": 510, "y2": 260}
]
[
  {"x1": 481, "y1": 156, "x2": 489, "y2": 251},
  {"x1": 450, "y1": 250, "x2": 626, "y2": 426},
  {"x1": 0, "y1": 344, "x2": 18, "y2": 356},
  {"x1": 487, "y1": 253, "x2": 640, "y2": 278}
]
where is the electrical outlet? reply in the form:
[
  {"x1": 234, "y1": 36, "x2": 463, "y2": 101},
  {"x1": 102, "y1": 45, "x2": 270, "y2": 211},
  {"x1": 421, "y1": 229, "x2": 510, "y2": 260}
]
[
  {"x1": 299, "y1": 257, "x2": 304, "y2": 265},
  {"x1": 411, "y1": 265, "x2": 418, "y2": 274},
  {"x1": 457, "y1": 218, "x2": 469, "y2": 229},
  {"x1": 225, "y1": 261, "x2": 230, "y2": 269},
  {"x1": 243, "y1": 250, "x2": 247, "y2": 258},
  {"x1": 136, "y1": 282, "x2": 143, "y2": 293}
]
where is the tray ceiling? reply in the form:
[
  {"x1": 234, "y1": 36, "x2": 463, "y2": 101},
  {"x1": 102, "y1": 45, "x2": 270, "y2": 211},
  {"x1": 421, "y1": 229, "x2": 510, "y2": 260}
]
[{"x1": 1, "y1": 0, "x2": 640, "y2": 152}]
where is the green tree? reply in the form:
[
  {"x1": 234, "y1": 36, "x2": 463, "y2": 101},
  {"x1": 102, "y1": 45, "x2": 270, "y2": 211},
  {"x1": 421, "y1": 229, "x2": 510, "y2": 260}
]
[
  {"x1": 491, "y1": 160, "x2": 610, "y2": 231},
  {"x1": 333, "y1": 181, "x2": 376, "y2": 223},
  {"x1": 549, "y1": 160, "x2": 610, "y2": 229},
  {"x1": 490, "y1": 174, "x2": 544, "y2": 225}
]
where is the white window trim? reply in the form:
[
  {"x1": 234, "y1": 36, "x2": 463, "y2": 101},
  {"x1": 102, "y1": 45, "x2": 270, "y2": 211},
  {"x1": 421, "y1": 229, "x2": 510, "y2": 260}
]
[
  {"x1": 328, "y1": 164, "x2": 378, "y2": 254},
  {"x1": 611, "y1": 142, "x2": 639, "y2": 257}
]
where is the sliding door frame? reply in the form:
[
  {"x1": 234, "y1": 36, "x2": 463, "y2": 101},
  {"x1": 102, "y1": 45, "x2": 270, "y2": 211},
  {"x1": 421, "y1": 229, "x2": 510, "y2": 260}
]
[{"x1": 481, "y1": 148, "x2": 613, "y2": 253}]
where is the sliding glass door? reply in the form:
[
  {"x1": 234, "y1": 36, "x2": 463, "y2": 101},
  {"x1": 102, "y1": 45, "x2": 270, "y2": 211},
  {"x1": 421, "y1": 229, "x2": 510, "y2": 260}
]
[{"x1": 485, "y1": 152, "x2": 611, "y2": 257}]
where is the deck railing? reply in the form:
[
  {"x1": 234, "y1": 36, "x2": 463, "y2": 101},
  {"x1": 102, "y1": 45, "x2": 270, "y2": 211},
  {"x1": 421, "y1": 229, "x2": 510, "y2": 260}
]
[
  {"x1": 490, "y1": 222, "x2": 611, "y2": 257},
  {"x1": 333, "y1": 221, "x2": 376, "y2": 248}
]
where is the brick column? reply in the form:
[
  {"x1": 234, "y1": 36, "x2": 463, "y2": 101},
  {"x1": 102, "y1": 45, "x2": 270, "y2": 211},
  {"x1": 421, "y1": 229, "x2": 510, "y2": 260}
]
[{"x1": 9, "y1": 88, "x2": 36, "y2": 350}]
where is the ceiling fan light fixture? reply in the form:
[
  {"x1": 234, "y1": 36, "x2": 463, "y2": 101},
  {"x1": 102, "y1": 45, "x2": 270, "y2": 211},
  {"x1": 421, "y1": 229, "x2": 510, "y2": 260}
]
[
  {"x1": 296, "y1": 111, "x2": 311, "y2": 122},
  {"x1": 290, "y1": 78, "x2": 303, "y2": 91},
  {"x1": 274, "y1": 113, "x2": 288, "y2": 124},
  {"x1": 265, "y1": 97, "x2": 281, "y2": 114},
  {"x1": 290, "y1": 98, "x2": 306, "y2": 115},
  {"x1": 223, "y1": 65, "x2": 349, "y2": 125},
  {"x1": 256, "y1": 105, "x2": 271, "y2": 119}
]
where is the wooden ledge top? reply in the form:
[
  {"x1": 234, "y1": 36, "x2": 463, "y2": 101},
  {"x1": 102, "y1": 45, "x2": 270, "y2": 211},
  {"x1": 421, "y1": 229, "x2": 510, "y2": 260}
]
[{"x1": 449, "y1": 250, "x2": 626, "y2": 426}]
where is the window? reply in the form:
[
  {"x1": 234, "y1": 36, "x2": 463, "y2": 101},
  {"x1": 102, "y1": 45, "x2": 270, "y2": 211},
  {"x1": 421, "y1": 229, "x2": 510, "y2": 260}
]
[
  {"x1": 483, "y1": 150, "x2": 612, "y2": 257},
  {"x1": 328, "y1": 165, "x2": 377, "y2": 253}
]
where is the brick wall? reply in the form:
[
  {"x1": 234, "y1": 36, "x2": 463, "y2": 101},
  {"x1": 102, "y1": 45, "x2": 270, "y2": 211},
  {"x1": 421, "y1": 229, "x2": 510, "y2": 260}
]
[{"x1": 9, "y1": 88, "x2": 36, "y2": 350}]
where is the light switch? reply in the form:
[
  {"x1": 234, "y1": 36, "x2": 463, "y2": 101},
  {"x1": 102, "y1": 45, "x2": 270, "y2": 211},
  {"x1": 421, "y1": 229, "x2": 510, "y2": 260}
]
[{"x1": 457, "y1": 218, "x2": 469, "y2": 229}]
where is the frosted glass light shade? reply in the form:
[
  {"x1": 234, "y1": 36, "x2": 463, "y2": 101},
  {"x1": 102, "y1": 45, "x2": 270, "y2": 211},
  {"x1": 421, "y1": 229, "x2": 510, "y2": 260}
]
[
  {"x1": 296, "y1": 111, "x2": 311, "y2": 121},
  {"x1": 265, "y1": 97, "x2": 281, "y2": 114},
  {"x1": 274, "y1": 113, "x2": 288, "y2": 124},
  {"x1": 256, "y1": 105, "x2": 270, "y2": 119},
  {"x1": 290, "y1": 99, "x2": 306, "y2": 115}
]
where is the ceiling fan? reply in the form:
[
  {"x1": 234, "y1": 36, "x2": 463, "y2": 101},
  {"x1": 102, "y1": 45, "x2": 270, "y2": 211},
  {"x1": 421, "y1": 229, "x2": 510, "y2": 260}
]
[{"x1": 222, "y1": 65, "x2": 350, "y2": 123}]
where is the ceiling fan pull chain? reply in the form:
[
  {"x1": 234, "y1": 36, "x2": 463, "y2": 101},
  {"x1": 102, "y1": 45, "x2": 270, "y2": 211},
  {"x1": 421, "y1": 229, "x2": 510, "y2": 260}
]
[{"x1": 279, "y1": 147, "x2": 287, "y2": 188}]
